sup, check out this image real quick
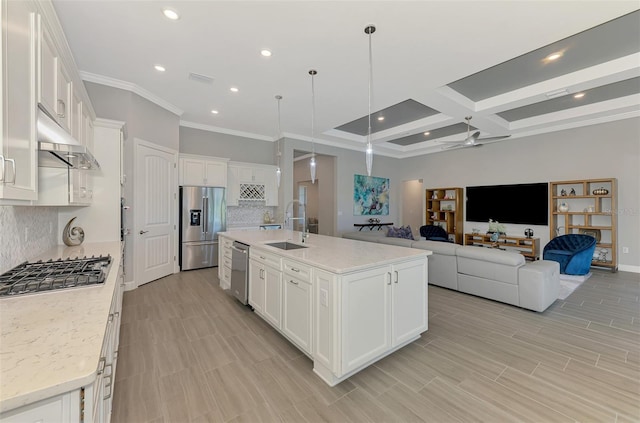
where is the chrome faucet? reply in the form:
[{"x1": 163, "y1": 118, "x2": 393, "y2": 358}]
[{"x1": 284, "y1": 199, "x2": 306, "y2": 235}]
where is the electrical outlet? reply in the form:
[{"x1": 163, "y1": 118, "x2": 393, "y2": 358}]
[
  {"x1": 320, "y1": 288, "x2": 328, "y2": 306},
  {"x1": 622, "y1": 247, "x2": 629, "y2": 254}
]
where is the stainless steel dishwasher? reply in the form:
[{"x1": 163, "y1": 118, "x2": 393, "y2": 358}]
[{"x1": 230, "y1": 241, "x2": 250, "y2": 305}]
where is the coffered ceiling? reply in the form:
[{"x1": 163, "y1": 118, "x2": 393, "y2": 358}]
[{"x1": 52, "y1": 1, "x2": 640, "y2": 158}]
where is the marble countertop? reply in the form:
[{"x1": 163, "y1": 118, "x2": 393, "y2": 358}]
[
  {"x1": 219, "y1": 230, "x2": 431, "y2": 274},
  {"x1": 0, "y1": 242, "x2": 122, "y2": 414}
]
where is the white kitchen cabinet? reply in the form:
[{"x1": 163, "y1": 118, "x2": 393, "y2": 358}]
[
  {"x1": 56, "y1": 58, "x2": 72, "y2": 132},
  {"x1": 38, "y1": 16, "x2": 71, "y2": 132},
  {"x1": 248, "y1": 259, "x2": 265, "y2": 314},
  {"x1": 391, "y1": 259, "x2": 428, "y2": 346},
  {"x1": 37, "y1": 16, "x2": 57, "y2": 119},
  {"x1": 227, "y1": 162, "x2": 278, "y2": 206},
  {"x1": 179, "y1": 154, "x2": 228, "y2": 187},
  {"x1": 340, "y1": 259, "x2": 427, "y2": 375},
  {"x1": 249, "y1": 250, "x2": 282, "y2": 324},
  {"x1": 83, "y1": 106, "x2": 94, "y2": 151},
  {"x1": 71, "y1": 90, "x2": 82, "y2": 141},
  {"x1": 0, "y1": 0, "x2": 39, "y2": 201},
  {"x1": 282, "y1": 259, "x2": 312, "y2": 354},
  {"x1": 219, "y1": 236, "x2": 232, "y2": 289}
]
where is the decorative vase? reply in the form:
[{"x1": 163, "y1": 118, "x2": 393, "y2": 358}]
[
  {"x1": 62, "y1": 217, "x2": 85, "y2": 246},
  {"x1": 558, "y1": 202, "x2": 570, "y2": 212}
]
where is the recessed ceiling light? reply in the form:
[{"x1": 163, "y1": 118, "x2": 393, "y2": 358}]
[
  {"x1": 544, "y1": 51, "x2": 563, "y2": 62},
  {"x1": 260, "y1": 49, "x2": 272, "y2": 57},
  {"x1": 377, "y1": 116, "x2": 384, "y2": 121},
  {"x1": 163, "y1": 8, "x2": 179, "y2": 20},
  {"x1": 230, "y1": 87, "x2": 239, "y2": 92},
  {"x1": 211, "y1": 110, "x2": 219, "y2": 114},
  {"x1": 154, "y1": 65, "x2": 166, "y2": 72},
  {"x1": 423, "y1": 131, "x2": 430, "y2": 136},
  {"x1": 573, "y1": 93, "x2": 585, "y2": 99}
]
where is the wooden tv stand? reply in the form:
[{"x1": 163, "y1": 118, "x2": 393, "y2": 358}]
[{"x1": 464, "y1": 233, "x2": 540, "y2": 260}]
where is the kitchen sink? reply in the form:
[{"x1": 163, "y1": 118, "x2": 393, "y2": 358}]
[{"x1": 265, "y1": 242, "x2": 308, "y2": 250}]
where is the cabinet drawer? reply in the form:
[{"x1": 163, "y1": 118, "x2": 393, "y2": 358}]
[
  {"x1": 283, "y1": 259, "x2": 311, "y2": 281},
  {"x1": 251, "y1": 250, "x2": 282, "y2": 270},
  {"x1": 222, "y1": 256, "x2": 232, "y2": 269}
]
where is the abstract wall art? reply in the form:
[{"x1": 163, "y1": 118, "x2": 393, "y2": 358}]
[{"x1": 353, "y1": 174, "x2": 389, "y2": 216}]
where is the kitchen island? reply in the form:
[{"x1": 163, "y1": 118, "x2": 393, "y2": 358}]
[
  {"x1": 0, "y1": 242, "x2": 123, "y2": 421},
  {"x1": 219, "y1": 229, "x2": 431, "y2": 386}
]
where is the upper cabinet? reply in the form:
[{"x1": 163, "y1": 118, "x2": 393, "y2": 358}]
[
  {"x1": 0, "y1": 0, "x2": 39, "y2": 200},
  {"x1": 1, "y1": 0, "x2": 96, "y2": 202},
  {"x1": 179, "y1": 154, "x2": 228, "y2": 187},
  {"x1": 227, "y1": 161, "x2": 278, "y2": 206}
]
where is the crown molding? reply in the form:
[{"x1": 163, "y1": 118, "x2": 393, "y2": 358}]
[
  {"x1": 179, "y1": 120, "x2": 273, "y2": 142},
  {"x1": 80, "y1": 71, "x2": 184, "y2": 117},
  {"x1": 94, "y1": 118, "x2": 126, "y2": 129}
]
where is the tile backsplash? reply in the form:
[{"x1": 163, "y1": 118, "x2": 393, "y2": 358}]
[
  {"x1": 227, "y1": 204, "x2": 278, "y2": 228},
  {"x1": 0, "y1": 206, "x2": 58, "y2": 273}
]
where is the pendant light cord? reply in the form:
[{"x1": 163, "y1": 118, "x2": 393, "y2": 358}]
[
  {"x1": 367, "y1": 29, "x2": 373, "y2": 145},
  {"x1": 311, "y1": 72, "x2": 316, "y2": 155}
]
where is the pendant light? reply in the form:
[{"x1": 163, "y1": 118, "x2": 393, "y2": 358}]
[
  {"x1": 275, "y1": 95, "x2": 283, "y2": 188},
  {"x1": 364, "y1": 25, "x2": 376, "y2": 176},
  {"x1": 309, "y1": 69, "x2": 317, "y2": 184}
]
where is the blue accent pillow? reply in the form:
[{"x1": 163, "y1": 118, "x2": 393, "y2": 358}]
[{"x1": 387, "y1": 225, "x2": 414, "y2": 240}]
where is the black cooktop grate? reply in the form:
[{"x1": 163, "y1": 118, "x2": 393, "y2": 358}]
[{"x1": 0, "y1": 255, "x2": 112, "y2": 297}]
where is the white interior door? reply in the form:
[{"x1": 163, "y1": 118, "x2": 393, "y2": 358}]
[
  {"x1": 134, "y1": 140, "x2": 176, "y2": 286},
  {"x1": 402, "y1": 179, "x2": 424, "y2": 239}
]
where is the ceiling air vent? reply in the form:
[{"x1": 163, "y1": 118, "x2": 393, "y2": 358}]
[{"x1": 188, "y1": 72, "x2": 214, "y2": 85}]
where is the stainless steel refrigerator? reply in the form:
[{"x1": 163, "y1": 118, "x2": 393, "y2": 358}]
[{"x1": 179, "y1": 186, "x2": 226, "y2": 270}]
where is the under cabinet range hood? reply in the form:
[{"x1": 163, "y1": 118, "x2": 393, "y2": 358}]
[{"x1": 37, "y1": 109, "x2": 100, "y2": 170}]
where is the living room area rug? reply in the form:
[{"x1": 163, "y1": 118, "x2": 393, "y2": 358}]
[{"x1": 558, "y1": 272, "x2": 592, "y2": 300}]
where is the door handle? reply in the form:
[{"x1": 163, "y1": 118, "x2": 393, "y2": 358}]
[{"x1": 139, "y1": 230, "x2": 148, "y2": 235}]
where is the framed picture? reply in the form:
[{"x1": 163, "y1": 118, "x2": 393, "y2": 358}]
[
  {"x1": 353, "y1": 174, "x2": 389, "y2": 216},
  {"x1": 579, "y1": 228, "x2": 601, "y2": 242}
]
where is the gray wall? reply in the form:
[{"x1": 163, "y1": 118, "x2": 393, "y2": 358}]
[
  {"x1": 180, "y1": 126, "x2": 275, "y2": 165},
  {"x1": 84, "y1": 82, "x2": 181, "y2": 282},
  {"x1": 281, "y1": 138, "x2": 404, "y2": 234},
  {"x1": 398, "y1": 117, "x2": 640, "y2": 270}
]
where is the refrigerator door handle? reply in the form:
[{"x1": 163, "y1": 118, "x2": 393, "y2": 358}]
[{"x1": 202, "y1": 197, "x2": 208, "y2": 233}]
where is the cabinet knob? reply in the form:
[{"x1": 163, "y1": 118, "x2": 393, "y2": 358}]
[{"x1": 289, "y1": 280, "x2": 299, "y2": 285}]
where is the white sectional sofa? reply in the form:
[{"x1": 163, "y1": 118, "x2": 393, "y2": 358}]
[{"x1": 342, "y1": 231, "x2": 559, "y2": 312}]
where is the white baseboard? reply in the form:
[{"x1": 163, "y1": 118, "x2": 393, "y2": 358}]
[
  {"x1": 123, "y1": 280, "x2": 137, "y2": 291},
  {"x1": 618, "y1": 264, "x2": 640, "y2": 273}
]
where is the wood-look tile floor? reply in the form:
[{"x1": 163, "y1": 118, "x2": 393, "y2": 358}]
[{"x1": 113, "y1": 268, "x2": 640, "y2": 423}]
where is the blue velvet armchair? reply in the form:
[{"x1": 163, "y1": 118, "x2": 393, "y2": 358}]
[
  {"x1": 419, "y1": 225, "x2": 450, "y2": 242},
  {"x1": 543, "y1": 234, "x2": 597, "y2": 275}
]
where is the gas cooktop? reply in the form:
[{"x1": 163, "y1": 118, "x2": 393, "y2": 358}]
[{"x1": 0, "y1": 255, "x2": 112, "y2": 297}]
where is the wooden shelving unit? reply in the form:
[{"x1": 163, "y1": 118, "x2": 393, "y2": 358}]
[
  {"x1": 549, "y1": 178, "x2": 617, "y2": 271},
  {"x1": 464, "y1": 233, "x2": 540, "y2": 260},
  {"x1": 425, "y1": 187, "x2": 463, "y2": 244}
]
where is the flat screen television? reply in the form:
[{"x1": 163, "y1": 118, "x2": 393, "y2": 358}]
[{"x1": 466, "y1": 183, "x2": 548, "y2": 226}]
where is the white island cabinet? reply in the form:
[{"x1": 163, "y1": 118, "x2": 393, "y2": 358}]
[{"x1": 219, "y1": 230, "x2": 430, "y2": 386}]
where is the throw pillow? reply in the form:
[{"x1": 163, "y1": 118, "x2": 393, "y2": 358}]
[
  {"x1": 387, "y1": 225, "x2": 415, "y2": 240},
  {"x1": 402, "y1": 225, "x2": 415, "y2": 240}
]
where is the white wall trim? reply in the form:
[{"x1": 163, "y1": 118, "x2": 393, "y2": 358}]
[
  {"x1": 180, "y1": 120, "x2": 273, "y2": 142},
  {"x1": 80, "y1": 71, "x2": 184, "y2": 117},
  {"x1": 94, "y1": 118, "x2": 126, "y2": 129},
  {"x1": 618, "y1": 265, "x2": 640, "y2": 273}
]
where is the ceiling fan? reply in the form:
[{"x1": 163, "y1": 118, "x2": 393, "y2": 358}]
[{"x1": 440, "y1": 116, "x2": 510, "y2": 150}]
